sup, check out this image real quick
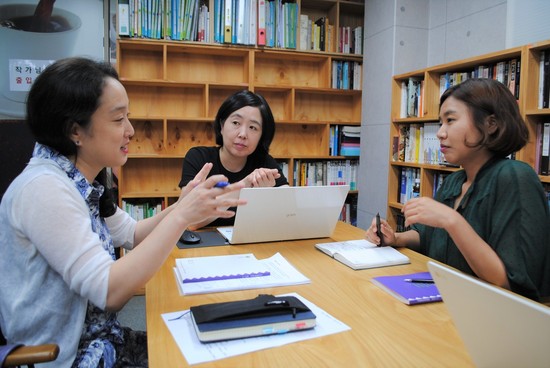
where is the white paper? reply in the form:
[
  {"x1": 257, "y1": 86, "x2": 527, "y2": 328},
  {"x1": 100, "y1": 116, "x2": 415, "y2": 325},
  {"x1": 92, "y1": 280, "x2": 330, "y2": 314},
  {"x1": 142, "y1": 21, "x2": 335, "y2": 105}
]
[
  {"x1": 162, "y1": 292, "x2": 351, "y2": 365},
  {"x1": 174, "y1": 253, "x2": 311, "y2": 295},
  {"x1": 175, "y1": 253, "x2": 270, "y2": 283}
]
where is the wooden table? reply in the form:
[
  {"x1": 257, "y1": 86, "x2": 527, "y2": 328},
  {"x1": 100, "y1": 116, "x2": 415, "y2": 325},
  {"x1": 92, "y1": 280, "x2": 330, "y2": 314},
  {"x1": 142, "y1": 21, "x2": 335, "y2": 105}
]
[{"x1": 146, "y1": 222, "x2": 474, "y2": 367}]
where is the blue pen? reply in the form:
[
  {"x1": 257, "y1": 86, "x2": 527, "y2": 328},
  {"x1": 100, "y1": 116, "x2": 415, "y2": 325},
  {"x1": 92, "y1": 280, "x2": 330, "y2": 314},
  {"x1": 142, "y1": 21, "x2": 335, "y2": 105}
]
[{"x1": 214, "y1": 181, "x2": 229, "y2": 188}]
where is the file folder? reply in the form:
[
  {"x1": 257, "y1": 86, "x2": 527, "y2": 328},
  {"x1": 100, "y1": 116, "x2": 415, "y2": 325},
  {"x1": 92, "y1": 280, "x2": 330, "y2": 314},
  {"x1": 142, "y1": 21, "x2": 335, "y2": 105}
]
[
  {"x1": 257, "y1": 0, "x2": 266, "y2": 45},
  {"x1": 224, "y1": 0, "x2": 232, "y2": 43}
]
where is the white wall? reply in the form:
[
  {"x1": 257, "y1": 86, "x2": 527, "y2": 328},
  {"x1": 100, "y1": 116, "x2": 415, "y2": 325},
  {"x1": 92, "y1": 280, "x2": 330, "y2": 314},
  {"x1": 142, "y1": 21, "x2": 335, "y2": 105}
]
[
  {"x1": 0, "y1": 0, "x2": 105, "y2": 119},
  {"x1": 428, "y1": 0, "x2": 507, "y2": 67},
  {"x1": 506, "y1": 0, "x2": 550, "y2": 48}
]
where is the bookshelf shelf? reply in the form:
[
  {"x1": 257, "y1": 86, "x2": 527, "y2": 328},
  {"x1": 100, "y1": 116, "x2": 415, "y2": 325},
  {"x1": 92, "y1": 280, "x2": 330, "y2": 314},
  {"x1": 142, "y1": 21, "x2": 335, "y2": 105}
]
[
  {"x1": 387, "y1": 39, "x2": 550, "y2": 230},
  {"x1": 116, "y1": 0, "x2": 365, "y2": 227}
]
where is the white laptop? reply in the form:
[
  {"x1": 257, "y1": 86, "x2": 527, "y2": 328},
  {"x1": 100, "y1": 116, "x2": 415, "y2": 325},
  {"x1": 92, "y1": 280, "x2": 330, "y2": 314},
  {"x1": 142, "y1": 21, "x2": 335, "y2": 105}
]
[
  {"x1": 427, "y1": 261, "x2": 550, "y2": 368},
  {"x1": 217, "y1": 185, "x2": 349, "y2": 244}
]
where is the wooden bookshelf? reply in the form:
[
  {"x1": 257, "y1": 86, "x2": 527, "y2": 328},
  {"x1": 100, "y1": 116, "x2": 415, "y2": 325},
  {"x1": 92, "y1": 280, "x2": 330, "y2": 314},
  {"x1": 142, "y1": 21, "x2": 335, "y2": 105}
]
[
  {"x1": 386, "y1": 40, "x2": 550, "y2": 229},
  {"x1": 115, "y1": 0, "x2": 365, "y2": 226}
]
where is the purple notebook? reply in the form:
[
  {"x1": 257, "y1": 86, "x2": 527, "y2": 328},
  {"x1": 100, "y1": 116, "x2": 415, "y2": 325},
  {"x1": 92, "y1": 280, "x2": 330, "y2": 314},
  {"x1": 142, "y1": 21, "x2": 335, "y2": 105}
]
[{"x1": 371, "y1": 272, "x2": 442, "y2": 305}]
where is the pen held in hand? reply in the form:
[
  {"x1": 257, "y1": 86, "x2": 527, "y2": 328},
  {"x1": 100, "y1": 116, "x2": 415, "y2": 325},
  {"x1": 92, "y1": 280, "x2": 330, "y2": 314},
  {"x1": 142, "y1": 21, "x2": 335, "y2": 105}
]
[
  {"x1": 214, "y1": 181, "x2": 229, "y2": 188},
  {"x1": 376, "y1": 212, "x2": 385, "y2": 247},
  {"x1": 404, "y1": 278, "x2": 435, "y2": 284}
]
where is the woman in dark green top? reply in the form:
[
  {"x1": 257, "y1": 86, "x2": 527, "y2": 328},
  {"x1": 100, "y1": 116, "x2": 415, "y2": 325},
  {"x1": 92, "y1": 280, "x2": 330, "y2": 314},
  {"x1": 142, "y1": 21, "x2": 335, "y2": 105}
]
[{"x1": 367, "y1": 78, "x2": 550, "y2": 301}]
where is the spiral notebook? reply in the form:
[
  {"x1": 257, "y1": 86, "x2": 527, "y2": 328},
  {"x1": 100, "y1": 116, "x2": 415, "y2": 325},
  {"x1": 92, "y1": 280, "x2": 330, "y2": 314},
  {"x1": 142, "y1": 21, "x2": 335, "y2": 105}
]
[{"x1": 371, "y1": 271, "x2": 442, "y2": 305}]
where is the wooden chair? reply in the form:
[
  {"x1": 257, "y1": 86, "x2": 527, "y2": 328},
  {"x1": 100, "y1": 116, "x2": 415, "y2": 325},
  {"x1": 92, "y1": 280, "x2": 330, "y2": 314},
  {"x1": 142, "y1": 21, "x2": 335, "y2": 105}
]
[{"x1": 0, "y1": 328, "x2": 59, "y2": 368}]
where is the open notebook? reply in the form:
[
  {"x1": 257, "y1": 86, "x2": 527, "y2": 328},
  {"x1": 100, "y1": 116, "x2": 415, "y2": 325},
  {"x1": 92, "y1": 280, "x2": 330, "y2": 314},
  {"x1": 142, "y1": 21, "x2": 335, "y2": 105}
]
[
  {"x1": 428, "y1": 261, "x2": 550, "y2": 368},
  {"x1": 217, "y1": 185, "x2": 349, "y2": 244}
]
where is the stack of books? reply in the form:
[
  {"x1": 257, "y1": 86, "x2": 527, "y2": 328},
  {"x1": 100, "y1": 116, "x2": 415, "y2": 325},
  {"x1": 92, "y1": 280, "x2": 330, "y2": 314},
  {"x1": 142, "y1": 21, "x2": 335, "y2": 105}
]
[{"x1": 339, "y1": 125, "x2": 360, "y2": 157}]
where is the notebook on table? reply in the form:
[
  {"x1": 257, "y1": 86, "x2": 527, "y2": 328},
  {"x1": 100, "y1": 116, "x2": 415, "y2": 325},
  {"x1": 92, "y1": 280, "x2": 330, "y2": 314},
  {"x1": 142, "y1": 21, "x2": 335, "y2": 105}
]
[
  {"x1": 427, "y1": 261, "x2": 550, "y2": 368},
  {"x1": 217, "y1": 185, "x2": 350, "y2": 244}
]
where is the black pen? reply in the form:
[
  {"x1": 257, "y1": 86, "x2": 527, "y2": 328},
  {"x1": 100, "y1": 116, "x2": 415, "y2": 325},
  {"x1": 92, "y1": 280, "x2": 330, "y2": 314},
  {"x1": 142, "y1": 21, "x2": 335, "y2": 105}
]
[
  {"x1": 376, "y1": 212, "x2": 385, "y2": 247},
  {"x1": 404, "y1": 278, "x2": 435, "y2": 284}
]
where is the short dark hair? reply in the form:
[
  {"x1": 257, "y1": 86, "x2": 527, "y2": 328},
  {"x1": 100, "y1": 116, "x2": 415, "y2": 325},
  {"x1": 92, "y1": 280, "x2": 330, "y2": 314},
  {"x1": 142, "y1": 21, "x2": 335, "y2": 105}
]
[
  {"x1": 214, "y1": 90, "x2": 276, "y2": 160},
  {"x1": 440, "y1": 78, "x2": 528, "y2": 158},
  {"x1": 26, "y1": 57, "x2": 120, "y2": 217},
  {"x1": 26, "y1": 57, "x2": 119, "y2": 157}
]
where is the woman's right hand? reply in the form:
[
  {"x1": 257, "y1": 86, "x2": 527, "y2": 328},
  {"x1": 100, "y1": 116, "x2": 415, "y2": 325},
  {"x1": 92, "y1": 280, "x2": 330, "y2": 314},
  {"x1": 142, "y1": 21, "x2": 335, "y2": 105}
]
[
  {"x1": 365, "y1": 215, "x2": 396, "y2": 247},
  {"x1": 174, "y1": 164, "x2": 246, "y2": 227}
]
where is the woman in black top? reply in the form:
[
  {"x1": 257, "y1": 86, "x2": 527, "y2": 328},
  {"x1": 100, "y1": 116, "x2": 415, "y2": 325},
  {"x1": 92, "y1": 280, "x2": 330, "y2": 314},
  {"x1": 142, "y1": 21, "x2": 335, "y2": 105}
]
[{"x1": 179, "y1": 90, "x2": 289, "y2": 228}]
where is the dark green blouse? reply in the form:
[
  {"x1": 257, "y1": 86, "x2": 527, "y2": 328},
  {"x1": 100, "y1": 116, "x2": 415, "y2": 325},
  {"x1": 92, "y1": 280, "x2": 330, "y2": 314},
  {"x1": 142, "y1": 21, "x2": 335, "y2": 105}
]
[{"x1": 412, "y1": 157, "x2": 550, "y2": 300}]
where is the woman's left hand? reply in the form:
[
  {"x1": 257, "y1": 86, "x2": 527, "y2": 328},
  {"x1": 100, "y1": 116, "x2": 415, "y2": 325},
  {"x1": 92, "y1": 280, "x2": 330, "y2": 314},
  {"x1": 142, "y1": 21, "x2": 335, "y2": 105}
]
[
  {"x1": 402, "y1": 196, "x2": 457, "y2": 229},
  {"x1": 245, "y1": 168, "x2": 280, "y2": 188}
]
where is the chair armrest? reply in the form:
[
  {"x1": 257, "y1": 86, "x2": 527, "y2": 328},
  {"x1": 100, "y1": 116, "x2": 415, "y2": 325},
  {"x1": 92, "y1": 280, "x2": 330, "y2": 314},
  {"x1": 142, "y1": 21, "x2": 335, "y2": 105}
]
[{"x1": 4, "y1": 344, "x2": 59, "y2": 366}]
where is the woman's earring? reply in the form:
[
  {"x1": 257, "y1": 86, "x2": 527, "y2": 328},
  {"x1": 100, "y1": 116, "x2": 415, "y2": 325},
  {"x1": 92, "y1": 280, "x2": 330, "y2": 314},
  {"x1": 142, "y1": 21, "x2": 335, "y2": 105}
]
[{"x1": 75, "y1": 141, "x2": 80, "y2": 146}]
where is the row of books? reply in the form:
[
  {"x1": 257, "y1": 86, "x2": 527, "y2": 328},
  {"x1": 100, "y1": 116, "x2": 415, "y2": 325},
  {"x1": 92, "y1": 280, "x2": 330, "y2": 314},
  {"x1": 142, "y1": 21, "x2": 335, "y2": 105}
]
[
  {"x1": 118, "y1": 0, "x2": 363, "y2": 54},
  {"x1": 392, "y1": 123, "x2": 443, "y2": 165},
  {"x1": 339, "y1": 195, "x2": 357, "y2": 226},
  {"x1": 330, "y1": 125, "x2": 361, "y2": 157},
  {"x1": 399, "y1": 58, "x2": 522, "y2": 118},
  {"x1": 398, "y1": 168, "x2": 450, "y2": 205},
  {"x1": 215, "y1": 0, "x2": 298, "y2": 48},
  {"x1": 399, "y1": 167, "x2": 420, "y2": 204},
  {"x1": 297, "y1": 15, "x2": 362, "y2": 55},
  {"x1": 292, "y1": 159, "x2": 358, "y2": 189},
  {"x1": 399, "y1": 77, "x2": 424, "y2": 118},
  {"x1": 122, "y1": 199, "x2": 166, "y2": 220},
  {"x1": 539, "y1": 50, "x2": 550, "y2": 109},
  {"x1": 439, "y1": 58, "x2": 521, "y2": 99},
  {"x1": 338, "y1": 26, "x2": 363, "y2": 55},
  {"x1": 299, "y1": 15, "x2": 332, "y2": 52},
  {"x1": 119, "y1": 0, "x2": 207, "y2": 40},
  {"x1": 331, "y1": 60, "x2": 362, "y2": 90}
]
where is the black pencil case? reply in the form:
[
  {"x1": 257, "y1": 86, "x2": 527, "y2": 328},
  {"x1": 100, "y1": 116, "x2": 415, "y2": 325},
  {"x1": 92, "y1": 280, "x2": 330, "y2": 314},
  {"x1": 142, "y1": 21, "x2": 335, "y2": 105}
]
[{"x1": 190, "y1": 294, "x2": 312, "y2": 323}]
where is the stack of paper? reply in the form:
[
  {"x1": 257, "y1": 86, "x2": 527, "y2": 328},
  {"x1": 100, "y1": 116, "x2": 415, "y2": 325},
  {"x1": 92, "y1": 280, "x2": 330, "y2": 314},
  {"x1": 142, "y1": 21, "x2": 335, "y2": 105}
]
[{"x1": 174, "y1": 253, "x2": 310, "y2": 295}]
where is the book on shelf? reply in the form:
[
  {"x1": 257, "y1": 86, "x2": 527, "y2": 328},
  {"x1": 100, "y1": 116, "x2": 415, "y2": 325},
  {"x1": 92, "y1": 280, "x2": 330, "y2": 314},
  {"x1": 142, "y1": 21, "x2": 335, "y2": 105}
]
[
  {"x1": 542, "y1": 50, "x2": 550, "y2": 109},
  {"x1": 315, "y1": 239, "x2": 410, "y2": 270},
  {"x1": 406, "y1": 77, "x2": 422, "y2": 117},
  {"x1": 371, "y1": 272, "x2": 442, "y2": 305},
  {"x1": 173, "y1": 252, "x2": 310, "y2": 295},
  {"x1": 541, "y1": 122, "x2": 550, "y2": 175},
  {"x1": 258, "y1": 0, "x2": 266, "y2": 45},
  {"x1": 118, "y1": 0, "x2": 130, "y2": 36},
  {"x1": 224, "y1": 0, "x2": 232, "y2": 42},
  {"x1": 314, "y1": 16, "x2": 327, "y2": 51},
  {"x1": 353, "y1": 26, "x2": 363, "y2": 55},
  {"x1": 293, "y1": 159, "x2": 358, "y2": 188},
  {"x1": 399, "y1": 167, "x2": 420, "y2": 204},
  {"x1": 189, "y1": 294, "x2": 316, "y2": 342}
]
